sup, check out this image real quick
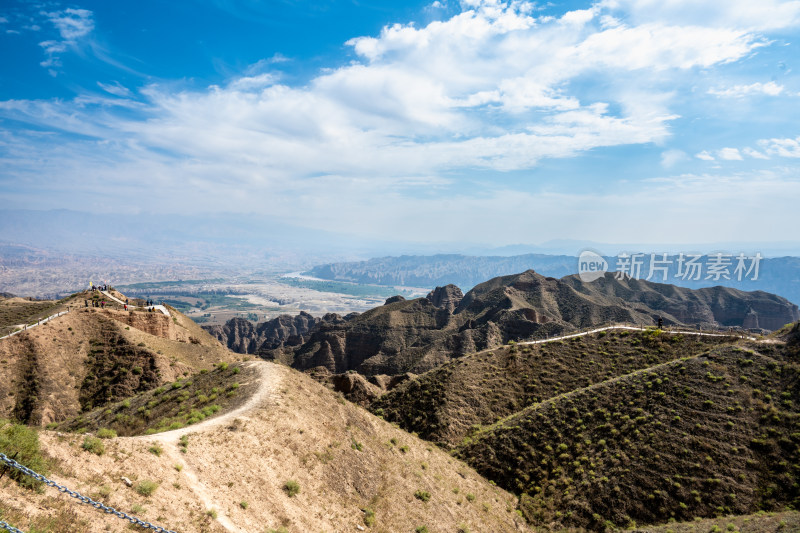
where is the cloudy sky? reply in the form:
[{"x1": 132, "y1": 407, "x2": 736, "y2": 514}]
[{"x1": 1, "y1": 0, "x2": 799, "y2": 248}]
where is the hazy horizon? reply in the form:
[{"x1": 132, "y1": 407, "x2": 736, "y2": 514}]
[{"x1": 2, "y1": 208, "x2": 799, "y2": 265}]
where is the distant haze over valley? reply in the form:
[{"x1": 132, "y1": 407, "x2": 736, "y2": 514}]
[{"x1": 2, "y1": 208, "x2": 799, "y2": 302}]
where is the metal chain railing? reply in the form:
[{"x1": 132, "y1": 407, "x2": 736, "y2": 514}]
[
  {"x1": 0, "y1": 453, "x2": 178, "y2": 533},
  {"x1": 0, "y1": 520, "x2": 25, "y2": 533}
]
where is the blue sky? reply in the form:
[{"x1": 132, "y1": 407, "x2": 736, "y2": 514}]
[{"x1": 1, "y1": 0, "x2": 799, "y2": 248}]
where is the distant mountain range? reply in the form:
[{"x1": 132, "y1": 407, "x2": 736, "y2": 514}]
[
  {"x1": 307, "y1": 253, "x2": 800, "y2": 305},
  {"x1": 210, "y1": 270, "x2": 799, "y2": 376}
]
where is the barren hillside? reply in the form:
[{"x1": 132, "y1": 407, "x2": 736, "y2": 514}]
[
  {"x1": 0, "y1": 291, "x2": 237, "y2": 426},
  {"x1": 1, "y1": 362, "x2": 528, "y2": 533}
]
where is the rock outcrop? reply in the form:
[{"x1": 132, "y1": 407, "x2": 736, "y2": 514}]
[
  {"x1": 328, "y1": 372, "x2": 383, "y2": 405},
  {"x1": 308, "y1": 368, "x2": 418, "y2": 406},
  {"x1": 425, "y1": 284, "x2": 463, "y2": 312},
  {"x1": 203, "y1": 311, "x2": 325, "y2": 354}
]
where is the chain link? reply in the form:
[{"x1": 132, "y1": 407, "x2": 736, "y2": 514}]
[
  {"x1": 0, "y1": 520, "x2": 26, "y2": 533},
  {"x1": 0, "y1": 453, "x2": 178, "y2": 533}
]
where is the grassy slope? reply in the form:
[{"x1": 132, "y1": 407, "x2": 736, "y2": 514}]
[
  {"x1": 634, "y1": 510, "x2": 800, "y2": 533},
  {"x1": 373, "y1": 329, "x2": 738, "y2": 447},
  {"x1": 455, "y1": 341, "x2": 800, "y2": 531},
  {"x1": 55, "y1": 362, "x2": 260, "y2": 436}
]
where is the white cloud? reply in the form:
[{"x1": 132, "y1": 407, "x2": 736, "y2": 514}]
[
  {"x1": 599, "y1": 0, "x2": 800, "y2": 32},
  {"x1": 573, "y1": 24, "x2": 759, "y2": 71},
  {"x1": 718, "y1": 147, "x2": 743, "y2": 160},
  {"x1": 97, "y1": 81, "x2": 133, "y2": 98},
  {"x1": 37, "y1": 8, "x2": 94, "y2": 74},
  {"x1": 0, "y1": 16, "x2": 17, "y2": 35},
  {"x1": 226, "y1": 73, "x2": 280, "y2": 91},
  {"x1": 73, "y1": 94, "x2": 143, "y2": 109},
  {"x1": 244, "y1": 55, "x2": 290, "y2": 76},
  {"x1": 39, "y1": 40, "x2": 68, "y2": 54},
  {"x1": 39, "y1": 45, "x2": 63, "y2": 70},
  {"x1": 742, "y1": 147, "x2": 770, "y2": 159},
  {"x1": 560, "y1": 8, "x2": 596, "y2": 26},
  {"x1": 708, "y1": 81, "x2": 785, "y2": 97},
  {"x1": 45, "y1": 8, "x2": 94, "y2": 40},
  {"x1": 3, "y1": 1, "x2": 781, "y2": 163},
  {"x1": 700, "y1": 138, "x2": 800, "y2": 161},
  {"x1": 760, "y1": 135, "x2": 800, "y2": 157}
]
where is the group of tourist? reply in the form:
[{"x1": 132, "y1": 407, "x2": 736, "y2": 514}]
[{"x1": 81, "y1": 283, "x2": 164, "y2": 314}]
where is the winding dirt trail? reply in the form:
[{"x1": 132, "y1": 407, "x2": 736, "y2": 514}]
[
  {"x1": 139, "y1": 361, "x2": 276, "y2": 443},
  {"x1": 127, "y1": 361, "x2": 279, "y2": 533}
]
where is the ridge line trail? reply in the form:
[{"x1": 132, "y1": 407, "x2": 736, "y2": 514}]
[
  {"x1": 0, "y1": 309, "x2": 70, "y2": 340},
  {"x1": 0, "y1": 288, "x2": 171, "y2": 342},
  {"x1": 126, "y1": 361, "x2": 279, "y2": 533},
  {"x1": 100, "y1": 290, "x2": 170, "y2": 316},
  {"x1": 517, "y1": 324, "x2": 757, "y2": 345}
]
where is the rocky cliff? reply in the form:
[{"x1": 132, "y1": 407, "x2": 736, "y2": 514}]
[
  {"x1": 425, "y1": 284, "x2": 463, "y2": 312},
  {"x1": 203, "y1": 311, "x2": 345, "y2": 354}
]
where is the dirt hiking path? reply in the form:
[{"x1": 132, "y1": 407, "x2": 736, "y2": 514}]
[
  {"x1": 135, "y1": 361, "x2": 276, "y2": 443},
  {"x1": 518, "y1": 324, "x2": 757, "y2": 345},
  {"x1": 127, "y1": 361, "x2": 279, "y2": 533},
  {"x1": 100, "y1": 290, "x2": 171, "y2": 316},
  {"x1": 0, "y1": 309, "x2": 70, "y2": 340}
]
